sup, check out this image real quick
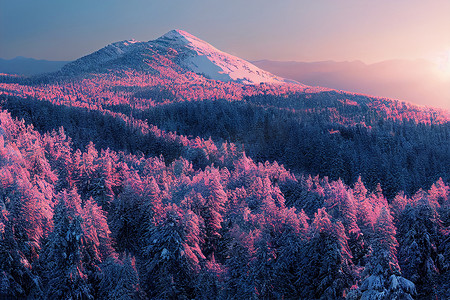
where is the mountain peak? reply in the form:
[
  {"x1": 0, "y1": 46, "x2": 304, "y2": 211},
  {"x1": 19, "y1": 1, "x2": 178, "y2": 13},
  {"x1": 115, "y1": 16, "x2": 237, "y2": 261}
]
[
  {"x1": 154, "y1": 29, "x2": 295, "y2": 84},
  {"x1": 156, "y1": 29, "x2": 214, "y2": 49},
  {"x1": 63, "y1": 29, "x2": 298, "y2": 85},
  {"x1": 159, "y1": 29, "x2": 196, "y2": 40}
]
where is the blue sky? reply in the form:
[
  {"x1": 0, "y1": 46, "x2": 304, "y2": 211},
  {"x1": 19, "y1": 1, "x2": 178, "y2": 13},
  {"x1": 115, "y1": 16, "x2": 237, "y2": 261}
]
[{"x1": 1, "y1": 0, "x2": 449, "y2": 63}]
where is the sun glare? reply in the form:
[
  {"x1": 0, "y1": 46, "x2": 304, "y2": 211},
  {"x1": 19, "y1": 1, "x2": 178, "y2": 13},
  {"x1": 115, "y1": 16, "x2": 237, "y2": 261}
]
[{"x1": 437, "y1": 50, "x2": 450, "y2": 79}]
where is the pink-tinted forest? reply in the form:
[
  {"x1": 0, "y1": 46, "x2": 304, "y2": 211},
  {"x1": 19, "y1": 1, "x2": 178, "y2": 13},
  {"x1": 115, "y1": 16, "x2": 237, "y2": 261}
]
[{"x1": 0, "y1": 30, "x2": 449, "y2": 299}]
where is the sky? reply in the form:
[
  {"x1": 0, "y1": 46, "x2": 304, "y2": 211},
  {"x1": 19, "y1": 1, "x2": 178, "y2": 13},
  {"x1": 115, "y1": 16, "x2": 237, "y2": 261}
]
[{"x1": 1, "y1": 0, "x2": 450, "y2": 64}]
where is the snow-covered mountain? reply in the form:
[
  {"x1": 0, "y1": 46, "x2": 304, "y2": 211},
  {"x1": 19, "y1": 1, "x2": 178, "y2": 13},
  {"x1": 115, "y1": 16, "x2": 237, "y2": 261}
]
[
  {"x1": 62, "y1": 30, "x2": 295, "y2": 85},
  {"x1": 154, "y1": 30, "x2": 291, "y2": 84}
]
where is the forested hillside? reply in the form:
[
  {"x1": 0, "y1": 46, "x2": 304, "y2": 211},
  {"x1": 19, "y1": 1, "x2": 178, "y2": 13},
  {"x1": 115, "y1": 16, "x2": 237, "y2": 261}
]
[{"x1": 1, "y1": 109, "x2": 448, "y2": 299}]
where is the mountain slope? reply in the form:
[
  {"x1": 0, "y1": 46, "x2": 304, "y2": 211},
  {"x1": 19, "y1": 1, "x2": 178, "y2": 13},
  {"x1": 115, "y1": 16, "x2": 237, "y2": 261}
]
[
  {"x1": 155, "y1": 30, "x2": 292, "y2": 84},
  {"x1": 62, "y1": 30, "x2": 295, "y2": 85}
]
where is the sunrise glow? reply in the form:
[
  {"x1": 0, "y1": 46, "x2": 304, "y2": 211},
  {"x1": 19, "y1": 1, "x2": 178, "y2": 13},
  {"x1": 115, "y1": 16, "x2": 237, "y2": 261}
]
[
  {"x1": 0, "y1": 1, "x2": 449, "y2": 299},
  {"x1": 437, "y1": 50, "x2": 450, "y2": 79}
]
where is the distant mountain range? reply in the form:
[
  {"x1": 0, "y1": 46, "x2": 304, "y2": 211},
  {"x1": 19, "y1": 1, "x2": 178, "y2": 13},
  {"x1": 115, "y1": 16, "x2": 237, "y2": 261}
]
[
  {"x1": 253, "y1": 59, "x2": 450, "y2": 110},
  {"x1": 0, "y1": 56, "x2": 69, "y2": 75}
]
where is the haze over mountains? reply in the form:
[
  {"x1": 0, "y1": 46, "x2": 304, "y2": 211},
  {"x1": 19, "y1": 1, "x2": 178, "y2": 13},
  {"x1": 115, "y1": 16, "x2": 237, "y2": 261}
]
[
  {"x1": 253, "y1": 59, "x2": 450, "y2": 110},
  {"x1": 0, "y1": 56, "x2": 69, "y2": 75}
]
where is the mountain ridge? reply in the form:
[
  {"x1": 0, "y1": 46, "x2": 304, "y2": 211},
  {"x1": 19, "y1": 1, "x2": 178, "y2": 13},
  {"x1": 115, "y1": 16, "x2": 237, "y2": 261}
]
[{"x1": 0, "y1": 56, "x2": 69, "y2": 75}]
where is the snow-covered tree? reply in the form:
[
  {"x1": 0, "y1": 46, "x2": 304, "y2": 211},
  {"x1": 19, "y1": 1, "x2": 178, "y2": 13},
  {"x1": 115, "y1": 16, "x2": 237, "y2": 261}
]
[
  {"x1": 98, "y1": 255, "x2": 144, "y2": 299},
  {"x1": 109, "y1": 172, "x2": 146, "y2": 253},
  {"x1": 223, "y1": 225, "x2": 257, "y2": 299},
  {"x1": 298, "y1": 208, "x2": 356, "y2": 299},
  {"x1": 397, "y1": 191, "x2": 443, "y2": 298},
  {"x1": 350, "y1": 207, "x2": 416, "y2": 299},
  {"x1": 139, "y1": 204, "x2": 204, "y2": 299},
  {"x1": 41, "y1": 190, "x2": 92, "y2": 299}
]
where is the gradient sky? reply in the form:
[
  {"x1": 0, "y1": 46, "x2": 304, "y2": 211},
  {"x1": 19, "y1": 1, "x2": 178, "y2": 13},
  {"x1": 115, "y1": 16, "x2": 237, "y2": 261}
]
[{"x1": 1, "y1": 0, "x2": 450, "y2": 64}]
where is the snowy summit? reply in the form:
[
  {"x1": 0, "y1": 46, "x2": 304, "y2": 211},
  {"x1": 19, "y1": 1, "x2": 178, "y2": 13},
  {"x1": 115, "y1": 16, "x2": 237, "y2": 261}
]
[
  {"x1": 62, "y1": 29, "x2": 297, "y2": 85},
  {"x1": 155, "y1": 29, "x2": 291, "y2": 84}
]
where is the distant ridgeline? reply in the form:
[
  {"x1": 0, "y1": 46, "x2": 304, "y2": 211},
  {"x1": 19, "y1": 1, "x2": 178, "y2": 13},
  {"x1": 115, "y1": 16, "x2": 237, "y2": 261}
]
[{"x1": 0, "y1": 30, "x2": 449, "y2": 299}]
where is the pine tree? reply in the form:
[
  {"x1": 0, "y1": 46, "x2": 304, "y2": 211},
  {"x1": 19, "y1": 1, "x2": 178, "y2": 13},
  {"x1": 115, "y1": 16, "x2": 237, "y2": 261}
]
[
  {"x1": 203, "y1": 172, "x2": 227, "y2": 257},
  {"x1": 397, "y1": 192, "x2": 443, "y2": 298},
  {"x1": 81, "y1": 198, "x2": 115, "y2": 262},
  {"x1": 352, "y1": 207, "x2": 416, "y2": 300},
  {"x1": 80, "y1": 197, "x2": 116, "y2": 294},
  {"x1": 298, "y1": 208, "x2": 355, "y2": 299},
  {"x1": 142, "y1": 175, "x2": 164, "y2": 226},
  {"x1": 353, "y1": 176, "x2": 374, "y2": 234},
  {"x1": 253, "y1": 207, "x2": 309, "y2": 298},
  {"x1": 223, "y1": 225, "x2": 257, "y2": 299},
  {"x1": 77, "y1": 142, "x2": 99, "y2": 201},
  {"x1": 140, "y1": 204, "x2": 203, "y2": 299},
  {"x1": 41, "y1": 190, "x2": 93, "y2": 299},
  {"x1": 195, "y1": 255, "x2": 225, "y2": 300},
  {"x1": 325, "y1": 179, "x2": 360, "y2": 234},
  {"x1": 0, "y1": 207, "x2": 42, "y2": 298},
  {"x1": 428, "y1": 178, "x2": 449, "y2": 208},
  {"x1": 92, "y1": 149, "x2": 118, "y2": 211},
  {"x1": 98, "y1": 255, "x2": 144, "y2": 299},
  {"x1": 109, "y1": 173, "x2": 146, "y2": 253},
  {"x1": 43, "y1": 127, "x2": 74, "y2": 192}
]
